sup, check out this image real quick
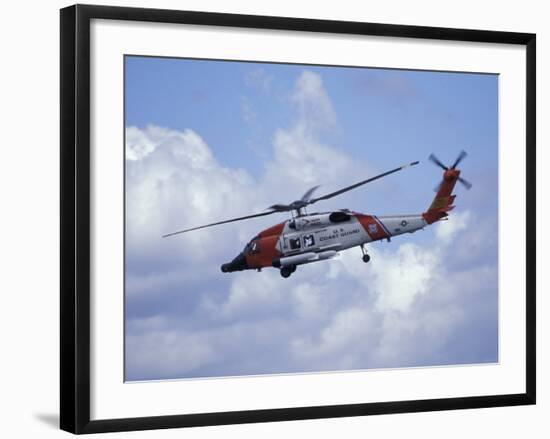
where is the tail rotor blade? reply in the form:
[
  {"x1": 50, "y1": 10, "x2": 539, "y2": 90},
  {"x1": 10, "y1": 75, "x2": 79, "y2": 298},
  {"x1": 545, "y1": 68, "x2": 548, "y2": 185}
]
[
  {"x1": 451, "y1": 150, "x2": 467, "y2": 169},
  {"x1": 458, "y1": 176, "x2": 472, "y2": 190},
  {"x1": 429, "y1": 153, "x2": 448, "y2": 171}
]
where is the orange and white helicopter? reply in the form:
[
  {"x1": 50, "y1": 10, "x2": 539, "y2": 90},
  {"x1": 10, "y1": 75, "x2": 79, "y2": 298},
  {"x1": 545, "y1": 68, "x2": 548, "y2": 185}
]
[{"x1": 163, "y1": 151, "x2": 471, "y2": 278}]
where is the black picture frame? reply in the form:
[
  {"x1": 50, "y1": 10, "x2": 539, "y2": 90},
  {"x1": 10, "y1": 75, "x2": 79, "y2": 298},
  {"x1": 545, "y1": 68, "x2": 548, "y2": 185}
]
[{"x1": 60, "y1": 4, "x2": 536, "y2": 434}]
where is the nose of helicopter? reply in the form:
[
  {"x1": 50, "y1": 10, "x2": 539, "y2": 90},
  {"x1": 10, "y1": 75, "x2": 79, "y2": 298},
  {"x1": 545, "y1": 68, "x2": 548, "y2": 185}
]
[{"x1": 221, "y1": 252, "x2": 249, "y2": 273}]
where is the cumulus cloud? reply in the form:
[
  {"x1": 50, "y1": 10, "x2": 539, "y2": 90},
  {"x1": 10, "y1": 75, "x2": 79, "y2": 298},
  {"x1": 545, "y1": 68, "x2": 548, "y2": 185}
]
[
  {"x1": 370, "y1": 243, "x2": 438, "y2": 313},
  {"x1": 263, "y1": 71, "x2": 370, "y2": 201},
  {"x1": 291, "y1": 306, "x2": 376, "y2": 370},
  {"x1": 124, "y1": 69, "x2": 498, "y2": 381},
  {"x1": 125, "y1": 124, "x2": 263, "y2": 267},
  {"x1": 291, "y1": 70, "x2": 337, "y2": 132},
  {"x1": 126, "y1": 326, "x2": 217, "y2": 379},
  {"x1": 435, "y1": 210, "x2": 472, "y2": 245}
]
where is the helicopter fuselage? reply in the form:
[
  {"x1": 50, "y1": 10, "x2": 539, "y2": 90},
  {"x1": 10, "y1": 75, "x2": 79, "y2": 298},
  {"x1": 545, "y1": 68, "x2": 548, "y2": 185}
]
[{"x1": 221, "y1": 210, "x2": 427, "y2": 273}]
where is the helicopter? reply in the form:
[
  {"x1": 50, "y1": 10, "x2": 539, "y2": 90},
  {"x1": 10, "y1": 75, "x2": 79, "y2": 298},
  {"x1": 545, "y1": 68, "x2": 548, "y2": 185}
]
[{"x1": 163, "y1": 151, "x2": 471, "y2": 278}]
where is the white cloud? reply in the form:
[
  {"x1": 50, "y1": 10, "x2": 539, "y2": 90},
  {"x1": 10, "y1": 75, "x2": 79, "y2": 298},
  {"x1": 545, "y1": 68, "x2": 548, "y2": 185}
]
[
  {"x1": 291, "y1": 281, "x2": 329, "y2": 321},
  {"x1": 435, "y1": 210, "x2": 472, "y2": 245},
  {"x1": 126, "y1": 126, "x2": 156, "y2": 161},
  {"x1": 126, "y1": 327, "x2": 217, "y2": 378},
  {"x1": 291, "y1": 307, "x2": 374, "y2": 367},
  {"x1": 264, "y1": 70, "x2": 370, "y2": 198},
  {"x1": 221, "y1": 271, "x2": 285, "y2": 319},
  {"x1": 291, "y1": 70, "x2": 337, "y2": 132},
  {"x1": 370, "y1": 243, "x2": 438, "y2": 313},
  {"x1": 125, "y1": 125, "x2": 262, "y2": 267}
]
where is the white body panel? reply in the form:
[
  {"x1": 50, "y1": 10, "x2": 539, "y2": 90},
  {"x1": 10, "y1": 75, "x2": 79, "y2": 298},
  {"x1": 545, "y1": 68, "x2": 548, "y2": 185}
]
[
  {"x1": 278, "y1": 215, "x2": 369, "y2": 256},
  {"x1": 377, "y1": 215, "x2": 427, "y2": 237},
  {"x1": 277, "y1": 250, "x2": 338, "y2": 267},
  {"x1": 275, "y1": 211, "x2": 427, "y2": 266}
]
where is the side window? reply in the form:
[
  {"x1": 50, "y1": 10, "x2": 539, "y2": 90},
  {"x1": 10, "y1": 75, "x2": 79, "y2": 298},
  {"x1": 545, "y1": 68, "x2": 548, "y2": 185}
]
[
  {"x1": 303, "y1": 234, "x2": 315, "y2": 247},
  {"x1": 289, "y1": 237, "x2": 301, "y2": 250}
]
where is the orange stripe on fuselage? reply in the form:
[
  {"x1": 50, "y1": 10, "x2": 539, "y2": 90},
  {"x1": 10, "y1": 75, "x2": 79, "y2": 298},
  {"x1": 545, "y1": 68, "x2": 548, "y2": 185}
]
[
  {"x1": 245, "y1": 221, "x2": 285, "y2": 269},
  {"x1": 246, "y1": 235, "x2": 281, "y2": 268},
  {"x1": 258, "y1": 221, "x2": 285, "y2": 238},
  {"x1": 356, "y1": 214, "x2": 390, "y2": 241}
]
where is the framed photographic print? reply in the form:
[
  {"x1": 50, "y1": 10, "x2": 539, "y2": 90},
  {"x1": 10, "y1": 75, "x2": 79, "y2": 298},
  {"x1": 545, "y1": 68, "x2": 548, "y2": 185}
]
[{"x1": 60, "y1": 4, "x2": 536, "y2": 434}]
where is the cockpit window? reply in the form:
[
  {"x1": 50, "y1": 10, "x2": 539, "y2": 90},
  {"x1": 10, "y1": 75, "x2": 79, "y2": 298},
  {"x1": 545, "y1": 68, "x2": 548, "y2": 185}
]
[{"x1": 244, "y1": 238, "x2": 260, "y2": 254}]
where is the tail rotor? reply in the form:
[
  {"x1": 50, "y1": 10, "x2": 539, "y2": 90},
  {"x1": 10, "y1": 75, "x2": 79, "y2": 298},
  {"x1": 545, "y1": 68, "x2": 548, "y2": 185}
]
[
  {"x1": 429, "y1": 150, "x2": 472, "y2": 191},
  {"x1": 424, "y1": 150, "x2": 471, "y2": 225}
]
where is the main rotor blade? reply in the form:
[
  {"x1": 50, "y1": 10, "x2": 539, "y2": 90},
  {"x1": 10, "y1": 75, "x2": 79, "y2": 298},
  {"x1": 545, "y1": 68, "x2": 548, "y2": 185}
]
[
  {"x1": 428, "y1": 153, "x2": 448, "y2": 171},
  {"x1": 309, "y1": 161, "x2": 419, "y2": 204},
  {"x1": 451, "y1": 150, "x2": 468, "y2": 169},
  {"x1": 300, "y1": 185, "x2": 320, "y2": 202},
  {"x1": 162, "y1": 209, "x2": 279, "y2": 238},
  {"x1": 267, "y1": 203, "x2": 293, "y2": 212}
]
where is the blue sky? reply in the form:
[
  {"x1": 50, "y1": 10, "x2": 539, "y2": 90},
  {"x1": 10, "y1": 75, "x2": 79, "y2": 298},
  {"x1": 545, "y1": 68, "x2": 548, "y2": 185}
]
[{"x1": 124, "y1": 56, "x2": 498, "y2": 381}]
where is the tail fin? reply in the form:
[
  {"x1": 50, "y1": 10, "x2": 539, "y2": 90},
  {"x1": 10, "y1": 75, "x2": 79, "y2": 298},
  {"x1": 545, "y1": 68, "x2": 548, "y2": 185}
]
[{"x1": 422, "y1": 170, "x2": 460, "y2": 224}]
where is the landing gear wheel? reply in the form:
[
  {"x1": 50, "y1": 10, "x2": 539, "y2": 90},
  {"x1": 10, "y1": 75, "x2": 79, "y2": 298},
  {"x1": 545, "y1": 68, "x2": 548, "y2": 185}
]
[
  {"x1": 290, "y1": 265, "x2": 297, "y2": 273},
  {"x1": 360, "y1": 245, "x2": 370, "y2": 263},
  {"x1": 280, "y1": 266, "x2": 292, "y2": 278}
]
